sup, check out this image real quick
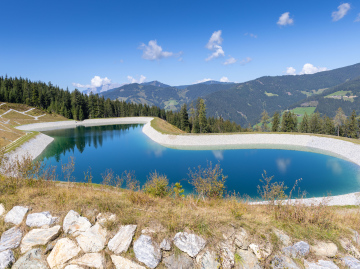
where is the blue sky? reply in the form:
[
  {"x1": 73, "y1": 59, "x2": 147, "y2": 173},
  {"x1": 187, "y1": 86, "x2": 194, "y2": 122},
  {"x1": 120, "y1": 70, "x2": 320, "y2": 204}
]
[{"x1": 1, "y1": 0, "x2": 359, "y2": 91}]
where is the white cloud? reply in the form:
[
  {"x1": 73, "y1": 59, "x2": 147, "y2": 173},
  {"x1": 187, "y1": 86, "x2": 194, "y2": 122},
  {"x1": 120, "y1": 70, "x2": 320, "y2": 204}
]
[
  {"x1": 127, "y1": 75, "x2": 146, "y2": 84},
  {"x1": 286, "y1": 67, "x2": 297, "y2": 75},
  {"x1": 194, "y1": 78, "x2": 212, "y2": 84},
  {"x1": 277, "y1": 12, "x2": 294, "y2": 26},
  {"x1": 205, "y1": 30, "x2": 225, "y2": 61},
  {"x1": 332, "y1": 3, "x2": 351, "y2": 21},
  {"x1": 355, "y1": 13, "x2": 360, "y2": 22},
  {"x1": 139, "y1": 40, "x2": 174, "y2": 60},
  {"x1": 240, "y1": 57, "x2": 252, "y2": 65},
  {"x1": 72, "y1": 76, "x2": 112, "y2": 88},
  {"x1": 300, "y1": 63, "x2": 328, "y2": 75},
  {"x1": 223, "y1": 57, "x2": 237, "y2": 65},
  {"x1": 244, "y1": 33, "x2": 257, "y2": 38},
  {"x1": 220, "y1": 76, "x2": 230, "y2": 82}
]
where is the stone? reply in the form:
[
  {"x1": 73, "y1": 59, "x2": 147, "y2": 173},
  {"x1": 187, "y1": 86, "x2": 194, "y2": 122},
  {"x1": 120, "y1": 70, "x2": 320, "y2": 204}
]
[
  {"x1": 341, "y1": 239, "x2": 360, "y2": 259},
  {"x1": 235, "y1": 228, "x2": 250, "y2": 249},
  {"x1": 271, "y1": 255, "x2": 300, "y2": 269},
  {"x1": 108, "y1": 225, "x2": 137, "y2": 254},
  {"x1": 47, "y1": 238, "x2": 81, "y2": 269},
  {"x1": 163, "y1": 253, "x2": 194, "y2": 269},
  {"x1": 20, "y1": 225, "x2": 61, "y2": 253},
  {"x1": 249, "y1": 244, "x2": 262, "y2": 260},
  {"x1": 283, "y1": 241, "x2": 310, "y2": 258},
  {"x1": 64, "y1": 266, "x2": 83, "y2": 269},
  {"x1": 12, "y1": 248, "x2": 48, "y2": 269},
  {"x1": 353, "y1": 230, "x2": 360, "y2": 246},
  {"x1": 173, "y1": 232, "x2": 206, "y2": 258},
  {"x1": 96, "y1": 212, "x2": 116, "y2": 226},
  {"x1": 219, "y1": 242, "x2": 235, "y2": 269},
  {"x1": 273, "y1": 229, "x2": 291, "y2": 247},
  {"x1": 71, "y1": 253, "x2": 105, "y2": 269},
  {"x1": 0, "y1": 204, "x2": 5, "y2": 217},
  {"x1": 133, "y1": 235, "x2": 161, "y2": 269},
  {"x1": 0, "y1": 227, "x2": 23, "y2": 252},
  {"x1": 236, "y1": 249, "x2": 261, "y2": 269},
  {"x1": 304, "y1": 260, "x2": 339, "y2": 269},
  {"x1": 4, "y1": 206, "x2": 28, "y2": 225},
  {"x1": 311, "y1": 242, "x2": 338, "y2": 258},
  {"x1": 0, "y1": 250, "x2": 15, "y2": 269},
  {"x1": 63, "y1": 210, "x2": 92, "y2": 236},
  {"x1": 160, "y1": 238, "x2": 171, "y2": 251},
  {"x1": 26, "y1": 211, "x2": 57, "y2": 227},
  {"x1": 341, "y1": 256, "x2": 360, "y2": 269},
  {"x1": 76, "y1": 223, "x2": 107, "y2": 253},
  {"x1": 111, "y1": 255, "x2": 145, "y2": 269},
  {"x1": 197, "y1": 250, "x2": 220, "y2": 269}
]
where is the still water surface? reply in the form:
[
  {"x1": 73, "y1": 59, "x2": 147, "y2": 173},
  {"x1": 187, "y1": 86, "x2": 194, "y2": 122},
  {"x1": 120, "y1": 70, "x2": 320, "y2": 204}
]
[{"x1": 38, "y1": 124, "x2": 360, "y2": 198}]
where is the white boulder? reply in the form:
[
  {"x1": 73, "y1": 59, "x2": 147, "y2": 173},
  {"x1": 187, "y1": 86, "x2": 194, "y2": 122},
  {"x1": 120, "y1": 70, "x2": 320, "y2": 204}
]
[
  {"x1": 12, "y1": 248, "x2": 48, "y2": 269},
  {"x1": 311, "y1": 242, "x2": 338, "y2": 258},
  {"x1": 4, "y1": 206, "x2": 28, "y2": 225},
  {"x1": 160, "y1": 238, "x2": 171, "y2": 251},
  {"x1": 76, "y1": 223, "x2": 107, "y2": 253},
  {"x1": 47, "y1": 238, "x2": 81, "y2": 269},
  {"x1": 0, "y1": 204, "x2": 5, "y2": 217},
  {"x1": 71, "y1": 253, "x2": 105, "y2": 269},
  {"x1": 108, "y1": 225, "x2": 137, "y2": 254},
  {"x1": 111, "y1": 255, "x2": 145, "y2": 269},
  {"x1": 96, "y1": 213, "x2": 116, "y2": 226},
  {"x1": 304, "y1": 259, "x2": 339, "y2": 269},
  {"x1": 26, "y1": 211, "x2": 57, "y2": 227},
  {"x1": 173, "y1": 232, "x2": 206, "y2": 257},
  {"x1": 0, "y1": 250, "x2": 15, "y2": 269},
  {"x1": 20, "y1": 225, "x2": 61, "y2": 253},
  {"x1": 0, "y1": 227, "x2": 23, "y2": 252},
  {"x1": 133, "y1": 235, "x2": 161, "y2": 269},
  {"x1": 63, "y1": 210, "x2": 91, "y2": 236}
]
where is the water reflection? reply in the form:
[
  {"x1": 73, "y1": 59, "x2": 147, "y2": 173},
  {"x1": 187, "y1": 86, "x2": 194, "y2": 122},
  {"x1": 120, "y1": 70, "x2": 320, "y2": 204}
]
[
  {"x1": 276, "y1": 158, "x2": 291, "y2": 173},
  {"x1": 326, "y1": 159, "x2": 342, "y2": 175},
  {"x1": 212, "y1": 150, "x2": 224, "y2": 160}
]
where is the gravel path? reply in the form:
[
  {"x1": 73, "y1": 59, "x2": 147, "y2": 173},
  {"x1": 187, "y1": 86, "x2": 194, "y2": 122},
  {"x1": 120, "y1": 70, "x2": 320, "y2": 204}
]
[{"x1": 13, "y1": 117, "x2": 360, "y2": 206}]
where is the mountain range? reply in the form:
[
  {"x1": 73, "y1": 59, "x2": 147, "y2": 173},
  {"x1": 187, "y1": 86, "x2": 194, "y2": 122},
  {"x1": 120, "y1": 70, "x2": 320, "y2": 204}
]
[{"x1": 97, "y1": 63, "x2": 360, "y2": 126}]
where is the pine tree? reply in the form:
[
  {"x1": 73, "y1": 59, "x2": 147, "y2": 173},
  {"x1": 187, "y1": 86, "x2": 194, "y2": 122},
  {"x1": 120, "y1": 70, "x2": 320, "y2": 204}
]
[
  {"x1": 198, "y1": 99, "x2": 207, "y2": 133},
  {"x1": 271, "y1": 112, "x2": 280, "y2": 132},
  {"x1": 180, "y1": 104, "x2": 190, "y2": 132},
  {"x1": 309, "y1": 112, "x2": 322, "y2": 133},
  {"x1": 348, "y1": 110, "x2": 359, "y2": 138},
  {"x1": 299, "y1": 112, "x2": 309, "y2": 133},
  {"x1": 261, "y1": 110, "x2": 270, "y2": 132}
]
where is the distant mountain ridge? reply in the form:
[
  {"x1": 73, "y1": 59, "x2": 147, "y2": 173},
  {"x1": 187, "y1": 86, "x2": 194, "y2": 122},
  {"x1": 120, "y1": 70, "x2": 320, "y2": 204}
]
[{"x1": 100, "y1": 62, "x2": 360, "y2": 126}]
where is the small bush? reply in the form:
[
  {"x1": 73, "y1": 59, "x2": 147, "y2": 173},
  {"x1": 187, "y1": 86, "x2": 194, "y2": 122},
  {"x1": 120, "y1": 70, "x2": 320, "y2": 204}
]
[
  {"x1": 188, "y1": 161, "x2": 227, "y2": 199},
  {"x1": 143, "y1": 171, "x2": 171, "y2": 198}
]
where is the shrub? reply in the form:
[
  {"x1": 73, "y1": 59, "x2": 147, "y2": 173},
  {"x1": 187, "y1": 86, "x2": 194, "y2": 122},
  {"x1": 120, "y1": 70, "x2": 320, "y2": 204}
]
[
  {"x1": 188, "y1": 161, "x2": 227, "y2": 199},
  {"x1": 143, "y1": 171, "x2": 171, "y2": 198}
]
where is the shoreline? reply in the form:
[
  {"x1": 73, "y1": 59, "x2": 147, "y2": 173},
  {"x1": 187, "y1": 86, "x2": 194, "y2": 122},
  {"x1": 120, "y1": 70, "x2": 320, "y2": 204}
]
[{"x1": 12, "y1": 117, "x2": 360, "y2": 206}]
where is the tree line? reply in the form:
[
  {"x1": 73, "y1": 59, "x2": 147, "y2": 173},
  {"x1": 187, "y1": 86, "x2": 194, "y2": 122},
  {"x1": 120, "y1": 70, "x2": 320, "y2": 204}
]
[
  {"x1": 0, "y1": 76, "x2": 242, "y2": 133},
  {"x1": 259, "y1": 108, "x2": 360, "y2": 139}
]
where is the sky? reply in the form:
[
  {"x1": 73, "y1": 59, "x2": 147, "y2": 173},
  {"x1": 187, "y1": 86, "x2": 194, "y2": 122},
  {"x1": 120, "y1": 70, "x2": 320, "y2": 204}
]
[{"x1": 0, "y1": 0, "x2": 360, "y2": 91}]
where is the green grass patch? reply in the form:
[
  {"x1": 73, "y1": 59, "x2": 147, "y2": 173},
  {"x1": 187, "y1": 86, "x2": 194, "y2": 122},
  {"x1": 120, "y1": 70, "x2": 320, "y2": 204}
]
[
  {"x1": 265, "y1": 91, "x2": 278, "y2": 97},
  {"x1": 164, "y1": 99, "x2": 179, "y2": 110},
  {"x1": 325, "y1": 90, "x2": 352, "y2": 97},
  {"x1": 290, "y1": 107, "x2": 316, "y2": 122}
]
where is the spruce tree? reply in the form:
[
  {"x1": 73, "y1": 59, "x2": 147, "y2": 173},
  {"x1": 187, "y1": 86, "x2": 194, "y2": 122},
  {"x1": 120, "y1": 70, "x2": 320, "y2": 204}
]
[
  {"x1": 271, "y1": 112, "x2": 280, "y2": 132},
  {"x1": 299, "y1": 112, "x2": 309, "y2": 133}
]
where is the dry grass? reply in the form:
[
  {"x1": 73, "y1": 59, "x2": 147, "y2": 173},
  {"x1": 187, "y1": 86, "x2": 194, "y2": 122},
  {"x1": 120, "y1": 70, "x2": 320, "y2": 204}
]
[{"x1": 150, "y1": 118, "x2": 186, "y2": 135}]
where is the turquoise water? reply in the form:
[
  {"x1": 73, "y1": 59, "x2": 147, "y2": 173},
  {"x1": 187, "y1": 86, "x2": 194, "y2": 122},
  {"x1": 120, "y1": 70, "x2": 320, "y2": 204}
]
[{"x1": 38, "y1": 124, "x2": 360, "y2": 198}]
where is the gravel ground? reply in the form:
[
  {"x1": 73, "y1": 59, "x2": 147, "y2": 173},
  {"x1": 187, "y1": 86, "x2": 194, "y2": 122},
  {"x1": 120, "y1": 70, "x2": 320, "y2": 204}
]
[{"x1": 13, "y1": 117, "x2": 360, "y2": 206}]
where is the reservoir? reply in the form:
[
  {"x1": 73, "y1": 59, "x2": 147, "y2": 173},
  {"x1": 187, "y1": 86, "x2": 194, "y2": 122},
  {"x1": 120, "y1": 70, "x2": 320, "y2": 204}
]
[{"x1": 38, "y1": 124, "x2": 360, "y2": 198}]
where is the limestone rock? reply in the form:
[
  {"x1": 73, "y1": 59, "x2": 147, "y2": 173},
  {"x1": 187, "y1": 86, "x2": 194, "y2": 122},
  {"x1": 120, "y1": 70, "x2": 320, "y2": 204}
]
[
  {"x1": 304, "y1": 260, "x2": 339, "y2": 269},
  {"x1": 64, "y1": 266, "x2": 83, "y2": 269},
  {"x1": 76, "y1": 223, "x2": 107, "y2": 253},
  {"x1": 47, "y1": 238, "x2": 81, "y2": 269},
  {"x1": 341, "y1": 256, "x2": 360, "y2": 269},
  {"x1": 311, "y1": 242, "x2": 338, "y2": 258},
  {"x1": 108, "y1": 225, "x2": 137, "y2": 254},
  {"x1": 96, "y1": 212, "x2": 116, "y2": 226},
  {"x1": 283, "y1": 241, "x2": 310, "y2": 258},
  {"x1": 163, "y1": 253, "x2": 194, "y2": 269},
  {"x1": 249, "y1": 244, "x2": 262, "y2": 260},
  {"x1": 0, "y1": 204, "x2": 5, "y2": 217},
  {"x1": 197, "y1": 250, "x2": 220, "y2": 269},
  {"x1": 4, "y1": 206, "x2": 28, "y2": 225},
  {"x1": 45, "y1": 240, "x2": 58, "y2": 254},
  {"x1": 341, "y1": 239, "x2": 360, "y2": 259},
  {"x1": 0, "y1": 250, "x2": 15, "y2": 269},
  {"x1": 353, "y1": 230, "x2": 360, "y2": 246},
  {"x1": 273, "y1": 229, "x2": 291, "y2": 247},
  {"x1": 111, "y1": 255, "x2": 145, "y2": 269},
  {"x1": 133, "y1": 235, "x2": 161, "y2": 269},
  {"x1": 0, "y1": 227, "x2": 23, "y2": 252},
  {"x1": 236, "y1": 249, "x2": 261, "y2": 269},
  {"x1": 173, "y1": 232, "x2": 206, "y2": 258},
  {"x1": 160, "y1": 238, "x2": 171, "y2": 251},
  {"x1": 26, "y1": 211, "x2": 57, "y2": 228},
  {"x1": 271, "y1": 255, "x2": 300, "y2": 269},
  {"x1": 71, "y1": 253, "x2": 105, "y2": 269},
  {"x1": 219, "y1": 241, "x2": 235, "y2": 269},
  {"x1": 12, "y1": 248, "x2": 48, "y2": 269},
  {"x1": 63, "y1": 210, "x2": 91, "y2": 236},
  {"x1": 20, "y1": 225, "x2": 61, "y2": 253},
  {"x1": 235, "y1": 228, "x2": 250, "y2": 249}
]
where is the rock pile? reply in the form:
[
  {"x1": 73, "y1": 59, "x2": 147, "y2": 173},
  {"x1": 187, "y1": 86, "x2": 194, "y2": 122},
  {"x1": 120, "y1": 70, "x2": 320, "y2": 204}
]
[{"x1": 0, "y1": 202, "x2": 360, "y2": 268}]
